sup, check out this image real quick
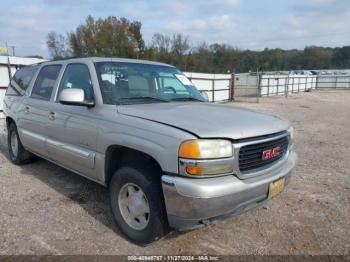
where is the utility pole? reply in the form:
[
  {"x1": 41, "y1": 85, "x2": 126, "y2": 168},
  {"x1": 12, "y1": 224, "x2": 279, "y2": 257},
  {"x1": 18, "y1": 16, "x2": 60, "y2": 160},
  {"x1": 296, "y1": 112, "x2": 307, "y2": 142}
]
[{"x1": 9, "y1": 45, "x2": 16, "y2": 56}]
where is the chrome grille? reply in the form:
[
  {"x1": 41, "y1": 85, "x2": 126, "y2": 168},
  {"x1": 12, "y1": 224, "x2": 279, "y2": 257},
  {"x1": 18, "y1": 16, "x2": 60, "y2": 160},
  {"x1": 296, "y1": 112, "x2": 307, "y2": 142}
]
[{"x1": 239, "y1": 135, "x2": 289, "y2": 172}]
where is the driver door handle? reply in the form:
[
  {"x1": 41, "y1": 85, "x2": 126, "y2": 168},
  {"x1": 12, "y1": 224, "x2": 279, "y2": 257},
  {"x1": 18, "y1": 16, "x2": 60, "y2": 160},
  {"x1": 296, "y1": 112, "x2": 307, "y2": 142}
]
[{"x1": 48, "y1": 112, "x2": 56, "y2": 120}]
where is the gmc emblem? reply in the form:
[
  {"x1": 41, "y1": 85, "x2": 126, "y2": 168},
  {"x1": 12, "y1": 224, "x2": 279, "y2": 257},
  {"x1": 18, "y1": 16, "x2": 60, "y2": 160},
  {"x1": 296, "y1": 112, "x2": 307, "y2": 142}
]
[{"x1": 262, "y1": 146, "x2": 281, "y2": 160}]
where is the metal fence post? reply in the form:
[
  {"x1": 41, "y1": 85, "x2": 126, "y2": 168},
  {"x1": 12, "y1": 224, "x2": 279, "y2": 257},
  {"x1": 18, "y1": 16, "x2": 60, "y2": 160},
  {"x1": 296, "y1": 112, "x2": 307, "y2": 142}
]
[
  {"x1": 310, "y1": 75, "x2": 313, "y2": 92},
  {"x1": 211, "y1": 79, "x2": 215, "y2": 102},
  {"x1": 230, "y1": 73, "x2": 235, "y2": 101},
  {"x1": 335, "y1": 75, "x2": 338, "y2": 89},
  {"x1": 285, "y1": 74, "x2": 289, "y2": 98},
  {"x1": 256, "y1": 69, "x2": 260, "y2": 103}
]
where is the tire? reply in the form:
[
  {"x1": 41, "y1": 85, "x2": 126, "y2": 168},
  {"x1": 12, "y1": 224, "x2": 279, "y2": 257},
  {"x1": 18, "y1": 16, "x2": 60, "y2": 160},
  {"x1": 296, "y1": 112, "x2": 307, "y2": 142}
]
[
  {"x1": 109, "y1": 165, "x2": 169, "y2": 245},
  {"x1": 7, "y1": 123, "x2": 35, "y2": 165}
]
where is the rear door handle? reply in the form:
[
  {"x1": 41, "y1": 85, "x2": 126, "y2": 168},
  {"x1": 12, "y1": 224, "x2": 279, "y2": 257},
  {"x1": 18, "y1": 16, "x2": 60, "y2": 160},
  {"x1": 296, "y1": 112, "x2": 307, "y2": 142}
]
[
  {"x1": 24, "y1": 106, "x2": 30, "y2": 113},
  {"x1": 48, "y1": 112, "x2": 56, "y2": 120}
]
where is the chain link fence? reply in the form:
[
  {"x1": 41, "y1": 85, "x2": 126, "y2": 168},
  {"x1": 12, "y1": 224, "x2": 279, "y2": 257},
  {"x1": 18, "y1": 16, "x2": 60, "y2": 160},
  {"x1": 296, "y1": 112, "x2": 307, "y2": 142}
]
[{"x1": 232, "y1": 73, "x2": 260, "y2": 102}]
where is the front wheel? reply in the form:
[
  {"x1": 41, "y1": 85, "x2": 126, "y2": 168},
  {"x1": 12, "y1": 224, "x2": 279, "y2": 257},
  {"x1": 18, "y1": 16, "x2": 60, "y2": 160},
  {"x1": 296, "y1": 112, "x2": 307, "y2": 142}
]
[{"x1": 109, "y1": 166, "x2": 169, "y2": 245}]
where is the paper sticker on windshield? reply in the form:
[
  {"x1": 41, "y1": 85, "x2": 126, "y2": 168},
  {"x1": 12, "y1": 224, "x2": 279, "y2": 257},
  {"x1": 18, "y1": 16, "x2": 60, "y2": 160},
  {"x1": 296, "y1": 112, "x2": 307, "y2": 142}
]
[{"x1": 175, "y1": 74, "x2": 193, "y2": 86}]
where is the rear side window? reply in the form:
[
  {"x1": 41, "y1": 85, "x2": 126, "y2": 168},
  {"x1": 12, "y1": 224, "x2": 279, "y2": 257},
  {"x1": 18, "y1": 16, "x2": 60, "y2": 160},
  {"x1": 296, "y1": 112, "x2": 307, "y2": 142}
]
[
  {"x1": 6, "y1": 65, "x2": 39, "y2": 96},
  {"x1": 31, "y1": 65, "x2": 62, "y2": 101}
]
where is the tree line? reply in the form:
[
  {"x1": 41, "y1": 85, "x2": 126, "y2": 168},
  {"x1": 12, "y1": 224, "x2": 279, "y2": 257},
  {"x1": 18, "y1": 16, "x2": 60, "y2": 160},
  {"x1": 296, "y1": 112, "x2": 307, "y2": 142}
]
[{"x1": 47, "y1": 15, "x2": 350, "y2": 73}]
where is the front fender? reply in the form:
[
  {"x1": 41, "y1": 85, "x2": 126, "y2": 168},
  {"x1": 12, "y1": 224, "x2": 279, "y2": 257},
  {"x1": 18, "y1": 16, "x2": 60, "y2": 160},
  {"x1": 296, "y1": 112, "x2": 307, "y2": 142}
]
[{"x1": 95, "y1": 115, "x2": 196, "y2": 181}]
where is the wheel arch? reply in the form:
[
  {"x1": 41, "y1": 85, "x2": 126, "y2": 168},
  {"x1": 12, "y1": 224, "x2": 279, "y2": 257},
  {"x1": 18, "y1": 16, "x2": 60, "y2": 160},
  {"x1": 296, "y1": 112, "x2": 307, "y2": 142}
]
[{"x1": 105, "y1": 145, "x2": 163, "y2": 187}]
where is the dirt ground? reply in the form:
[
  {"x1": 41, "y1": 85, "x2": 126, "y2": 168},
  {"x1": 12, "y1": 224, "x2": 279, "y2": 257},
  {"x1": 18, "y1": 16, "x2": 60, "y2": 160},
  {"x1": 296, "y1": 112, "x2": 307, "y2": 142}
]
[{"x1": 0, "y1": 90, "x2": 349, "y2": 255}]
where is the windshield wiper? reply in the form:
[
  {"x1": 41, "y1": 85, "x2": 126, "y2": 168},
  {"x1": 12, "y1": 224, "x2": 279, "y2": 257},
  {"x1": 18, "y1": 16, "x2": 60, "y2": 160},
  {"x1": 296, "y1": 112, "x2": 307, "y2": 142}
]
[
  {"x1": 117, "y1": 96, "x2": 169, "y2": 104},
  {"x1": 169, "y1": 97, "x2": 203, "y2": 102}
]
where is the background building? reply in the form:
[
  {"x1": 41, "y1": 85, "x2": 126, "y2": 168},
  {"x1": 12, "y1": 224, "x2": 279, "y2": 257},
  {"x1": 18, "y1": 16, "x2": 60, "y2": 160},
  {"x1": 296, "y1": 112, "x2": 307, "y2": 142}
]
[{"x1": 0, "y1": 56, "x2": 46, "y2": 116}]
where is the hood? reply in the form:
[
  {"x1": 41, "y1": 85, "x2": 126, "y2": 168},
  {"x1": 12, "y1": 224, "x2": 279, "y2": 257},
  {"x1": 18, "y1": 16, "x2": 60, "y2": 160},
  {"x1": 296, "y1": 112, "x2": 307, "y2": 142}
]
[{"x1": 117, "y1": 102, "x2": 290, "y2": 139}]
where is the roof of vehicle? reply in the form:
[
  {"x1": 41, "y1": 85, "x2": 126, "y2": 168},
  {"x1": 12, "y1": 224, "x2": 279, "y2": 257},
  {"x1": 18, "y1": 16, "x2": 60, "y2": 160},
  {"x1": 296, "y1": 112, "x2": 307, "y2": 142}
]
[{"x1": 39, "y1": 57, "x2": 175, "y2": 68}]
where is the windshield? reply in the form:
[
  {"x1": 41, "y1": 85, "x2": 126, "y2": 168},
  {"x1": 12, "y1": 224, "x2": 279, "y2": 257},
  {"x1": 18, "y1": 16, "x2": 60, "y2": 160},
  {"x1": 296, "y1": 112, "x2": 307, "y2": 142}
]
[{"x1": 94, "y1": 62, "x2": 205, "y2": 104}]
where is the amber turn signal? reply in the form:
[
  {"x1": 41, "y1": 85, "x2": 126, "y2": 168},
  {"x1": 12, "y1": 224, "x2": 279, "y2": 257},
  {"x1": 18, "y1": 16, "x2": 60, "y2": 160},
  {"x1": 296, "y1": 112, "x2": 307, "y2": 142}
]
[{"x1": 179, "y1": 140, "x2": 200, "y2": 159}]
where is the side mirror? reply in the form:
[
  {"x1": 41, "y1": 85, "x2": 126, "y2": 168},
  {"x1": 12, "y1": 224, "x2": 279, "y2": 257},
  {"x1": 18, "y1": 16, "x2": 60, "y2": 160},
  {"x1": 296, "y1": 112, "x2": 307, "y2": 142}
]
[
  {"x1": 200, "y1": 90, "x2": 209, "y2": 102},
  {"x1": 59, "y1": 88, "x2": 94, "y2": 107}
]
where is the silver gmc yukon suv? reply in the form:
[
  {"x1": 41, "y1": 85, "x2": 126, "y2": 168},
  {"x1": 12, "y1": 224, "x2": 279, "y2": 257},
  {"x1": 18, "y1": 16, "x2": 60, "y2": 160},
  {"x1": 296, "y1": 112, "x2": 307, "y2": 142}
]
[{"x1": 3, "y1": 57, "x2": 297, "y2": 244}]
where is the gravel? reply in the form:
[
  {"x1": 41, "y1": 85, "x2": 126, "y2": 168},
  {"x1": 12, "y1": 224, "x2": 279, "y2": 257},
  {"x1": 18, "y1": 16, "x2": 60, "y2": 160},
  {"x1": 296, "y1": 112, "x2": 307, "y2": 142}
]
[{"x1": 0, "y1": 90, "x2": 349, "y2": 255}]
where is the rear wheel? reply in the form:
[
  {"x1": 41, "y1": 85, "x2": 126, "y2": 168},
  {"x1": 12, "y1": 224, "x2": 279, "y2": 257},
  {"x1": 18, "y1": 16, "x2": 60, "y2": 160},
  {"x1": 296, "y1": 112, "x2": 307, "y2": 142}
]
[
  {"x1": 7, "y1": 123, "x2": 35, "y2": 165},
  {"x1": 109, "y1": 166, "x2": 169, "y2": 245}
]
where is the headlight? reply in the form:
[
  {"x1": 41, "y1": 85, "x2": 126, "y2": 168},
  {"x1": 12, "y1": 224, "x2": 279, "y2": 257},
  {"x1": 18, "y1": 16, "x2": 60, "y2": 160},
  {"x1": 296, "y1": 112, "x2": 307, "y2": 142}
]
[
  {"x1": 179, "y1": 139, "x2": 233, "y2": 159},
  {"x1": 288, "y1": 126, "x2": 294, "y2": 147},
  {"x1": 178, "y1": 139, "x2": 234, "y2": 176}
]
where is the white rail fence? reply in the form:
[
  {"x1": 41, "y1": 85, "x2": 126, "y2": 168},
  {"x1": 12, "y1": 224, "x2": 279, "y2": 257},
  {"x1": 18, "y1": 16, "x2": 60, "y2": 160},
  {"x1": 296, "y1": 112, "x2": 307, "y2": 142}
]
[
  {"x1": 185, "y1": 72, "x2": 350, "y2": 102},
  {"x1": 259, "y1": 74, "x2": 317, "y2": 96},
  {"x1": 184, "y1": 72, "x2": 231, "y2": 102},
  {"x1": 317, "y1": 75, "x2": 350, "y2": 88}
]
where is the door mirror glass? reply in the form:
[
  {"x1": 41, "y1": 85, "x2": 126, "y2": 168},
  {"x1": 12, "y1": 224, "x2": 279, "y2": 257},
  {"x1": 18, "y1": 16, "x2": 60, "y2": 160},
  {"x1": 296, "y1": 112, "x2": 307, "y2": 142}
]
[{"x1": 59, "y1": 88, "x2": 94, "y2": 107}]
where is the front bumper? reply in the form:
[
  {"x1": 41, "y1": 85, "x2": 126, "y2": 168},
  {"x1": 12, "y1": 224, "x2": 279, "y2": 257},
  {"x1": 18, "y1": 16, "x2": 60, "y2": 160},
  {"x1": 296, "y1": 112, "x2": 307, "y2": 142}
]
[{"x1": 162, "y1": 151, "x2": 297, "y2": 230}]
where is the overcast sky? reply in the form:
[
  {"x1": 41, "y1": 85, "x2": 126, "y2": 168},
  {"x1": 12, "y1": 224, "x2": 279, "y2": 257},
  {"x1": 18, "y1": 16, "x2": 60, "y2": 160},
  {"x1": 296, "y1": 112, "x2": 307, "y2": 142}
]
[{"x1": 1, "y1": 0, "x2": 350, "y2": 58}]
